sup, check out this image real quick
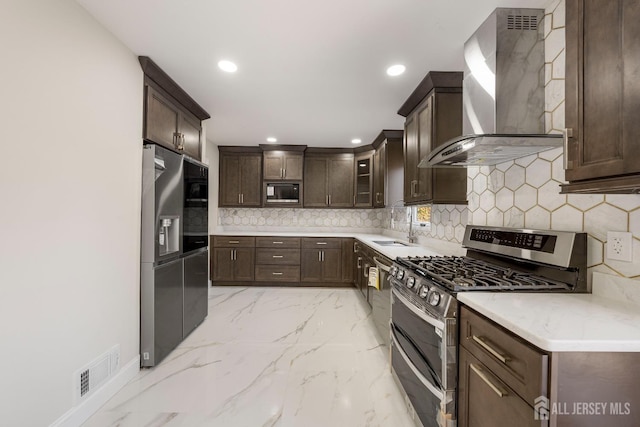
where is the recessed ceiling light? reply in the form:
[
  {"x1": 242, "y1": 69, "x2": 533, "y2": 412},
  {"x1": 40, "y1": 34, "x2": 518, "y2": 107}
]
[
  {"x1": 351, "y1": 138, "x2": 362, "y2": 144},
  {"x1": 218, "y1": 60, "x2": 238, "y2": 73},
  {"x1": 386, "y1": 64, "x2": 406, "y2": 76},
  {"x1": 266, "y1": 137, "x2": 277, "y2": 143}
]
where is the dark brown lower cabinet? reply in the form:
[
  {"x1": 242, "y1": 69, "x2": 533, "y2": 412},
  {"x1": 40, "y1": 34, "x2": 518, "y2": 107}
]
[
  {"x1": 211, "y1": 248, "x2": 255, "y2": 282},
  {"x1": 300, "y1": 248, "x2": 341, "y2": 282},
  {"x1": 458, "y1": 347, "x2": 544, "y2": 427}
]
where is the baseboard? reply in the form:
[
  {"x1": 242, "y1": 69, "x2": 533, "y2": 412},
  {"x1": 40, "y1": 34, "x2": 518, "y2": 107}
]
[{"x1": 49, "y1": 355, "x2": 140, "y2": 427}]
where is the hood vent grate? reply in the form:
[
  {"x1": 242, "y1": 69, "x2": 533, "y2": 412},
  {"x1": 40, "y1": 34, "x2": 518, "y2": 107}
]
[{"x1": 507, "y1": 14, "x2": 538, "y2": 30}]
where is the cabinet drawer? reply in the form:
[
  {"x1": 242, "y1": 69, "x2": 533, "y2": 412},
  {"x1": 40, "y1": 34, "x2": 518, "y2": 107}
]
[
  {"x1": 255, "y1": 265, "x2": 300, "y2": 282},
  {"x1": 301, "y1": 237, "x2": 341, "y2": 249},
  {"x1": 212, "y1": 236, "x2": 255, "y2": 248},
  {"x1": 460, "y1": 306, "x2": 548, "y2": 405},
  {"x1": 255, "y1": 237, "x2": 301, "y2": 248},
  {"x1": 255, "y1": 248, "x2": 300, "y2": 265}
]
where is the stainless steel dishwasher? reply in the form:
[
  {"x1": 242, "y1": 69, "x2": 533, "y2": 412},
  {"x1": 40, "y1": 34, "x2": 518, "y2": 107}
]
[{"x1": 371, "y1": 253, "x2": 392, "y2": 347}]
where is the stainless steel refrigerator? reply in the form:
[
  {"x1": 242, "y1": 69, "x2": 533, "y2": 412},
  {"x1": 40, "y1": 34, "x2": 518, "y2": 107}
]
[{"x1": 140, "y1": 144, "x2": 208, "y2": 368}]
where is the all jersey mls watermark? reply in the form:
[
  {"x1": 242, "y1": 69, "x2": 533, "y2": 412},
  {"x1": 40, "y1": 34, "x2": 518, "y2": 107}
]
[{"x1": 534, "y1": 396, "x2": 632, "y2": 420}]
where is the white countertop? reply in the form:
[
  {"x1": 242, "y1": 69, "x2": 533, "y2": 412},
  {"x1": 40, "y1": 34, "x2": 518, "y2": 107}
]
[
  {"x1": 458, "y1": 272, "x2": 640, "y2": 352},
  {"x1": 211, "y1": 230, "x2": 447, "y2": 259}
]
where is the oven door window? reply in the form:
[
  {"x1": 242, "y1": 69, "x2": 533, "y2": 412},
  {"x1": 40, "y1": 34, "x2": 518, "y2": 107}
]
[{"x1": 391, "y1": 291, "x2": 443, "y2": 387}]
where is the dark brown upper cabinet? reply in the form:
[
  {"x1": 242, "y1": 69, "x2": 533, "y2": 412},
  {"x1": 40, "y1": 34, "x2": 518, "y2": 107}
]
[
  {"x1": 218, "y1": 147, "x2": 262, "y2": 207},
  {"x1": 304, "y1": 150, "x2": 354, "y2": 208},
  {"x1": 398, "y1": 72, "x2": 467, "y2": 205},
  {"x1": 562, "y1": 0, "x2": 640, "y2": 193},
  {"x1": 139, "y1": 57, "x2": 210, "y2": 161},
  {"x1": 354, "y1": 150, "x2": 374, "y2": 207},
  {"x1": 372, "y1": 130, "x2": 404, "y2": 208},
  {"x1": 260, "y1": 145, "x2": 305, "y2": 180}
]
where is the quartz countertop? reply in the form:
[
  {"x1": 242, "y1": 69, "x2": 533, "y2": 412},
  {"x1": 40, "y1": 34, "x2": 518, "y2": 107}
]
[
  {"x1": 458, "y1": 272, "x2": 640, "y2": 352},
  {"x1": 211, "y1": 230, "x2": 448, "y2": 259}
]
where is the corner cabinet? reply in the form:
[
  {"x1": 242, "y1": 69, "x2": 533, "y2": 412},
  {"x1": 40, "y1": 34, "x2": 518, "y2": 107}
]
[
  {"x1": 398, "y1": 72, "x2": 467, "y2": 205},
  {"x1": 303, "y1": 151, "x2": 354, "y2": 208},
  {"x1": 562, "y1": 1, "x2": 640, "y2": 193},
  {"x1": 139, "y1": 57, "x2": 210, "y2": 161},
  {"x1": 218, "y1": 147, "x2": 262, "y2": 207}
]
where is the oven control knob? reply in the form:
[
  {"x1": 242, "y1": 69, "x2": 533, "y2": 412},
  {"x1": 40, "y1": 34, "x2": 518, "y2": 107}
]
[
  {"x1": 389, "y1": 266, "x2": 397, "y2": 277},
  {"x1": 419, "y1": 285, "x2": 429, "y2": 299},
  {"x1": 428, "y1": 291, "x2": 441, "y2": 306},
  {"x1": 397, "y1": 269, "x2": 405, "y2": 280},
  {"x1": 406, "y1": 276, "x2": 415, "y2": 288}
]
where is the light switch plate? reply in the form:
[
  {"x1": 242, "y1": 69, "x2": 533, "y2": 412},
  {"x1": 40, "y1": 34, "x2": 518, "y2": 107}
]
[{"x1": 607, "y1": 231, "x2": 633, "y2": 262}]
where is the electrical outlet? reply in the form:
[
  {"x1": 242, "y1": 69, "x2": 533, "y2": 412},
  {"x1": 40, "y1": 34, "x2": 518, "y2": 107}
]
[{"x1": 607, "y1": 231, "x2": 633, "y2": 262}]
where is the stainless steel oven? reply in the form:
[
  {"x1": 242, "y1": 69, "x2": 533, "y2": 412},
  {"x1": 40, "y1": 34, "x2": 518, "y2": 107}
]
[{"x1": 390, "y1": 269, "x2": 457, "y2": 427}]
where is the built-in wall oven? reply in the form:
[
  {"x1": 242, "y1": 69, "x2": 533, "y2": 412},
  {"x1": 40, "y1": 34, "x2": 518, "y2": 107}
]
[
  {"x1": 183, "y1": 156, "x2": 208, "y2": 254},
  {"x1": 389, "y1": 225, "x2": 587, "y2": 427}
]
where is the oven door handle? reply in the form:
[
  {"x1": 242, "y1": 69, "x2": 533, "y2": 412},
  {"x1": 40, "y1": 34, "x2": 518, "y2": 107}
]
[
  {"x1": 391, "y1": 328, "x2": 444, "y2": 401},
  {"x1": 392, "y1": 288, "x2": 445, "y2": 330}
]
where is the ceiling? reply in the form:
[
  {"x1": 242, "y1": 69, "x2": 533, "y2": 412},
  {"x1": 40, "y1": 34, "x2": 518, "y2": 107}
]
[{"x1": 77, "y1": 0, "x2": 552, "y2": 148}]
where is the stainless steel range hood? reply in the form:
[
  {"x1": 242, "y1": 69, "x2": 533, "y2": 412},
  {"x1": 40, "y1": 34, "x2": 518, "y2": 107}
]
[{"x1": 419, "y1": 8, "x2": 562, "y2": 168}]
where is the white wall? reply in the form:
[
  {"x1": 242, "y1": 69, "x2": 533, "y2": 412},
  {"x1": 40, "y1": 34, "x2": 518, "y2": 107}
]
[{"x1": 0, "y1": 0, "x2": 143, "y2": 425}]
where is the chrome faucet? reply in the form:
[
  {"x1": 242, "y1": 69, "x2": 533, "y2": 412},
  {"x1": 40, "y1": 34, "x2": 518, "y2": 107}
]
[{"x1": 390, "y1": 200, "x2": 417, "y2": 244}]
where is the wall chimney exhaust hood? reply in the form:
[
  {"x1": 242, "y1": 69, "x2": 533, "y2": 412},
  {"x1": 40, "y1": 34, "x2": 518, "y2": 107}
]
[{"x1": 419, "y1": 8, "x2": 562, "y2": 168}]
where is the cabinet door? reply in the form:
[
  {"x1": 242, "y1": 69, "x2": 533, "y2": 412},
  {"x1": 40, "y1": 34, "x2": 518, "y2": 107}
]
[
  {"x1": 300, "y1": 249, "x2": 323, "y2": 281},
  {"x1": 354, "y1": 153, "x2": 373, "y2": 207},
  {"x1": 239, "y1": 155, "x2": 262, "y2": 206},
  {"x1": 458, "y1": 347, "x2": 545, "y2": 427},
  {"x1": 283, "y1": 155, "x2": 304, "y2": 180},
  {"x1": 416, "y1": 96, "x2": 433, "y2": 202},
  {"x1": 341, "y1": 239, "x2": 354, "y2": 283},
  {"x1": 145, "y1": 85, "x2": 180, "y2": 150},
  {"x1": 304, "y1": 157, "x2": 328, "y2": 207},
  {"x1": 212, "y1": 248, "x2": 235, "y2": 281},
  {"x1": 322, "y1": 248, "x2": 342, "y2": 282},
  {"x1": 179, "y1": 112, "x2": 202, "y2": 160},
  {"x1": 373, "y1": 143, "x2": 386, "y2": 208},
  {"x1": 565, "y1": 0, "x2": 640, "y2": 184},
  {"x1": 233, "y1": 248, "x2": 255, "y2": 281},
  {"x1": 219, "y1": 155, "x2": 241, "y2": 207},
  {"x1": 328, "y1": 156, "x2": 354, "y2": 207},
  {"x1": 263, "y1": 154, "x2": 284, "y2": 180},
  {"x1": 404, "y1": 115, "x2": 419, "y2": 203}
]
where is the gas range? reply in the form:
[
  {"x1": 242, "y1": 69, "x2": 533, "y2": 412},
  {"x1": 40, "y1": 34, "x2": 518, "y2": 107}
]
[
  {"x1": 388, "y1": 226, "x2": 587, "y2": 427},
  {"x1": 389, "y1": 225, "x2": 588, "y2": 319}
]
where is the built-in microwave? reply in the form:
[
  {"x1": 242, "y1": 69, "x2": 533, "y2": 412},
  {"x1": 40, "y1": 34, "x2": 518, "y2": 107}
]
[{"x1": 265, "y1": 182, "x2": 300, "y2": 204}]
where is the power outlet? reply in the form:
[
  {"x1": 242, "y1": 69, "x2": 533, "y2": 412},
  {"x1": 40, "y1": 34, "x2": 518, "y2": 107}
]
[{"x1": 607, "y1": 231, "x2": 633, "y2": 262}]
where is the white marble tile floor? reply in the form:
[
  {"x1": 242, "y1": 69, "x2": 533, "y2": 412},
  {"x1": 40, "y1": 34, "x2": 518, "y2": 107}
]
[{"x1": 83, "y1": 287, "x2": 416, "y2": 427}]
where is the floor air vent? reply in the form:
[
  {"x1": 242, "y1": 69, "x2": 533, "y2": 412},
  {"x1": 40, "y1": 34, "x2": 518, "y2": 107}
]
[{"x1": 75, "y1": 345, "x2": 120, "y2": 402}]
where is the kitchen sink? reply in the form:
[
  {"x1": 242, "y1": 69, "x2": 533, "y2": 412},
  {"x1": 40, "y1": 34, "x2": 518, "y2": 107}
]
[{"x1": 372, "y1": 240, "x2": 409, "y2": 247}]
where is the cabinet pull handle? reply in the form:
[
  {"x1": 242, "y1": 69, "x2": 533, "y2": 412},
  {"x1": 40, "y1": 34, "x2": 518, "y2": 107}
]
[
  {"x1": 469, "y1": 363, "x2": 507, "y2": 397},
  {"x1": 357, "y1": 256, "x2": 362, "y2": 268},
  {"x1": 326, "y1": 195, "x2": 329, "y2": 205},
  {"x1": 241, "y1": 193, "x2": 244, "y2": 204},
  {"x1": 329, "y1": 194, "x2": 332, "y2": 205},
  {"x1": 472, "y1": 335, "x2": 511, "y2": 364},
  {"x1": 280, "y1": 168, "x2": 283, "y2": 178},
  {"x1": 316, "y1": 242, "x2": 327, "y2": 245},
  {"x1": 173, "y1": 132, "x2": 180, "y2": 149},
  {"x1": 272, "y1": 255, "x2": 284, "y2": 258},
  {"x1": 272, "y1": 241, "x2": 284, "y2": 244},
  {"x1": 238, "y1": 193, "x2": 241, "y2": 204},
  {"x1": 318, "y1": 251, "x2": 322, "y2": 261},
  {"x1": 283, "y1": 168, "x2": 286, "y2": 178},
  {"x1": 230, "y1": 249, "x2": 234, "y2": 260},
  {"x1": 353, "y1": 242, "x2": 358, "y2": 253},
  {"x1": 321, "y1": 250, "x2": 325, "y2": 261},
  {"x1": 564, "y1": 128, "x2": 573, "y2": 170},
  {"x1": 272, "y1": 272, "x2": 284, "y2": 276},
  {"x1": 228, "y1": 240, "x2": 240, "y2": 244}
]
